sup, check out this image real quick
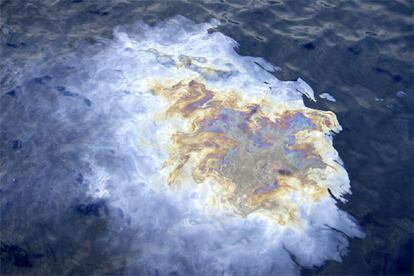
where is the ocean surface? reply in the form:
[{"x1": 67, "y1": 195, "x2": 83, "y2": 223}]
[{"x1": 0, "y1": 0, "x2": 413, "y2": 275}]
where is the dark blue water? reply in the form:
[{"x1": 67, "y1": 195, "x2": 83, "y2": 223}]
[{"x1": 1, "y1": 0, "x2": 413, "y2": 275}]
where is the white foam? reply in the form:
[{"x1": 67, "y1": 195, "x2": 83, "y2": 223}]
[
  {"x1": 31, "y1": 16, "x2": 363, "y2": 275},
  {"x1": 319, "y1": 92, "x2": 337, "y2": 102}
]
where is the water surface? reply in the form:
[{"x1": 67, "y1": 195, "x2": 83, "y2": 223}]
[{"x1": 1, "y1": 0, "x2": 413, "y2": 275}]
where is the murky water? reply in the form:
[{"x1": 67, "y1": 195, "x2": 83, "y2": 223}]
[{"x1": 1, "y1": 1, "x2": 413, "y2": 275}]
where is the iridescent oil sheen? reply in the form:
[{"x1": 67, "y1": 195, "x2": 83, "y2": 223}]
[{"x1": 151, "y1": 80, "x2": 342, "y2": 226}]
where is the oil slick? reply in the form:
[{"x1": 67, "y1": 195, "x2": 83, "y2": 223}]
[
  {"x1": 98, "y1": 16, "x2": 364, "y2": 274},
  {"x1": 2, "y1": 15, "x2": 364, "y2": 275},
  {"x1": 152, "y1": 80, "x2": 346, "y2": 226}
]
